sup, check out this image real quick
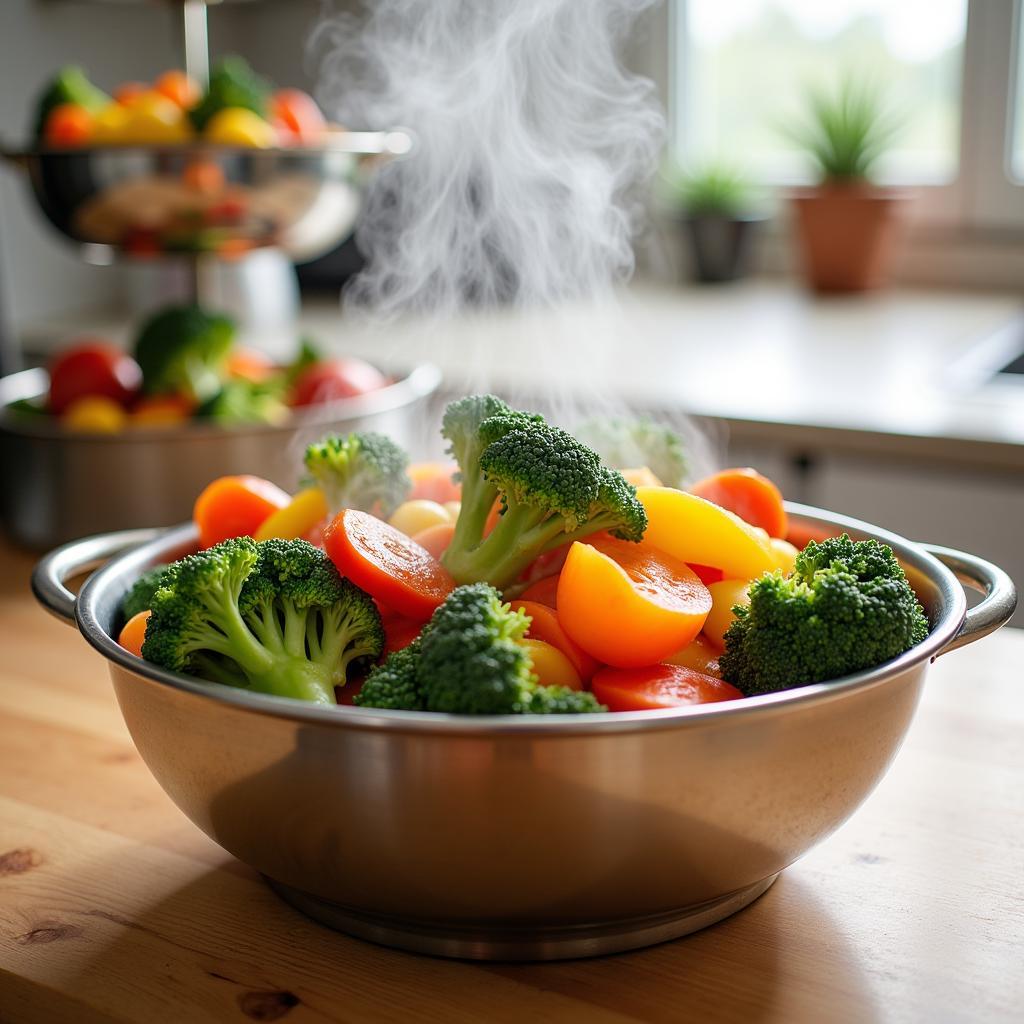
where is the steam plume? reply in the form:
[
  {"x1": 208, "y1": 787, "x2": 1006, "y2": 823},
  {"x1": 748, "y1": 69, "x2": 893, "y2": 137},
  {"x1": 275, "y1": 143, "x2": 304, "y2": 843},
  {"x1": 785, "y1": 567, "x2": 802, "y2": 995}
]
[{"x1": 312, "y1": 0, "x2": 664, "y2": 317}]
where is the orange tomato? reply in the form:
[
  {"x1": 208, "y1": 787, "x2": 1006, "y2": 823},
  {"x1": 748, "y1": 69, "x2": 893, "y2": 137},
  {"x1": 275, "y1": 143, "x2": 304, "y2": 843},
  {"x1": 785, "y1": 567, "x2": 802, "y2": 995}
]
[
  {"x1": 44, "y1": 104, "x2": 93, "y2": 147},
  {"x1": 557, "y1": 537, "x2": 712, "y2": 668},
  {"x1": 519, "y1": 639, "x2": 582, "y2": 691},
  {"x1": 663, "y1": 634, "x2": 722, "y2": 676},
  {"x1": 411, "y1": 521, "x2": 457, "y2": 560},
  {"x1": 508, "y1": 600, "x2": 600, "y2": 682},
  {"x1": 118, "y1": 610, "x2": 151, "y2": 657},
  {"x1": 690, "y1": 468, "x2": 788, "y2": 539},
  {"x1": 407, "y1": 462, "x2": 461, "y2": 504},
  {"x1": 591, "y1": 664, "x2": 742, "y2": 712},
  {"x1": 154, "y1": 70, "x2": 201, "y2": 110},
  {"x1": 193, "y1": 475, "x2": 290, "y2": 549}
]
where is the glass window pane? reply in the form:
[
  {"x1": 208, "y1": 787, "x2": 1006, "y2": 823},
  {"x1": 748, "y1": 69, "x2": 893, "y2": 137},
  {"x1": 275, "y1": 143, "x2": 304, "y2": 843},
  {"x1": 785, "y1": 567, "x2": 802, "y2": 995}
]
[
  {"x1": 681, "y1": 0, "x2": 967, "y2": 184},
  {"x1": 1013, "y1": 3, "x2": 1024, "y2": 181}
]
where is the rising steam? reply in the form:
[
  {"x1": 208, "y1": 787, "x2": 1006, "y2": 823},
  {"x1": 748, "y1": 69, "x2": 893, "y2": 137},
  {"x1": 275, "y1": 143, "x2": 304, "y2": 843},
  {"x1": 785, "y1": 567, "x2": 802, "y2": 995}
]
[{"x1": 312, "y1": 0, "x2": 665, "y2": 317}]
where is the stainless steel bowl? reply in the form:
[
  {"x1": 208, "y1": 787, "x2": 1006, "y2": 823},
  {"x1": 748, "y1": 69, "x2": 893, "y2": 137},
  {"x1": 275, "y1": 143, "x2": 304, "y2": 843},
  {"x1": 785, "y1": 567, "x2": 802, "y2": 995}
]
[
  {"x1": 1, "y1": 363, "x2": 440, "y2": 548},
  {"x1": 2, "y1": 134, "x2": 411, "y2": 263},
  {"x1": 31, "y1": 505, "x2": 1016, "y2": 959}
]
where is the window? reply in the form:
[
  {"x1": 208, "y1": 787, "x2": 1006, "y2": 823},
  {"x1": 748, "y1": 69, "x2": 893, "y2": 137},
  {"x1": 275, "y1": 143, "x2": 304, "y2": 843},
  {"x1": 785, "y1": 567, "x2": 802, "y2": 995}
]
[{"x1": 671, "y1": 0, "x2": 1024, "y2": 227}]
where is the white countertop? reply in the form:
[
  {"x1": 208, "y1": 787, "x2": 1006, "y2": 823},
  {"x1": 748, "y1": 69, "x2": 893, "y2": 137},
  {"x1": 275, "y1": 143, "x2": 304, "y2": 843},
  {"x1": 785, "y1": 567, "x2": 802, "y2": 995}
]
[{"x1": 19, "y1": 280, "x2": 1024, "y2": 468}]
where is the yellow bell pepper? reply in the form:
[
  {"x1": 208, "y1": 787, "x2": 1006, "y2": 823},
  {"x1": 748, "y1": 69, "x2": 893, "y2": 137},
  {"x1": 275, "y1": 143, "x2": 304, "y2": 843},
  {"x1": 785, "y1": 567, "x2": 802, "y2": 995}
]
[
  {"x1": 254, "y1": 488, "x2": 329, "y2": 542},
  {"x1": 92, "y1": 94, "x2": 192, "y2": 144},
  {"x1": 204, "y1": 107, "x2": 277, "y2": 148},
  {"x1": 61, "y1": 396, "x2": 127, "y2": 433},
  {"x1": 635, "y1": 486, "x2": 777, "y2": 581}
]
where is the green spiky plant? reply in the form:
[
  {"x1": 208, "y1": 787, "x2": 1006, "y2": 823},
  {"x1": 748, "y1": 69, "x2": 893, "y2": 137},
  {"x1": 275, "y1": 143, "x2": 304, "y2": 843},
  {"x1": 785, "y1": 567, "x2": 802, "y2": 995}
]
[
  {"x1": 786, "y1": 76, "x2": 900, "y2": 183},
  {"x1": 662, "y1": 161, "x2": 753, "y2": 218}
]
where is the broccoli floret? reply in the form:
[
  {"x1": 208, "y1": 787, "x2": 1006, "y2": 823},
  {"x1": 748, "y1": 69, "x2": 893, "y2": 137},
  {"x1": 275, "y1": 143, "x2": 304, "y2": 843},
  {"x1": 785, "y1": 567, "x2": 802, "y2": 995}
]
[
  {"x1": 121, "y1": 565, "x2": 167, "y2": 621},
  {"x1": 195, "y1": 379, "x2": 288, "y2": 426},
  {"x1": 142, "y1": 538, "x2": 383, "y2": 705},
  {"x1": 719, "y1": 534, "x2": 929, "y2": 696},
  {"x1": 354, "y1": 641, "x2": 425, "y2": 711},
  {"x1": 355, "y1": 583, "x2": 608, "y2": 715},
  {"x1": 133, "y1": 305, "x2": 235, "y2": 403},
  {"x1": 303, "y1": 431, "x2": 411, "y2": 518},
  {"x1": 189, "y1": 56, "x2": 272, "y2": 132},
  {"x1": 575, "y1": 417, "x2": 689, "y2": 488},
  {"x1": 34, "y1": 66, "x2": 109, "y2": 139},
  {"x1": 440, "y1": 410, "x2": 647, "y2": 589}
]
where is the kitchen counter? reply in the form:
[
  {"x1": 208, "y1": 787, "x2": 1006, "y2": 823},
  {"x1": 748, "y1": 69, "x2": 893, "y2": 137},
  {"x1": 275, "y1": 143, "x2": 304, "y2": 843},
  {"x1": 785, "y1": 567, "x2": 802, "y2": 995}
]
[
  {"x1": 18, "y1": 282, "x2": 1024, "y2": 470},
  {"x1": 1, "y1": 542, "x2": 1022, "y2": 1023}
]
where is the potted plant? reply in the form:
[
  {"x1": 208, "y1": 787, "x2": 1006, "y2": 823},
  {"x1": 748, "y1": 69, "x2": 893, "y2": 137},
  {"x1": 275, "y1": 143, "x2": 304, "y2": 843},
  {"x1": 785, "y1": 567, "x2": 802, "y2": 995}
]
[
  {"x1": 787, "y1": 78, "x2": 904, "y2": 293},
  {"x1": 664, "y1": 163, "x2": 763, "y2": 284}
]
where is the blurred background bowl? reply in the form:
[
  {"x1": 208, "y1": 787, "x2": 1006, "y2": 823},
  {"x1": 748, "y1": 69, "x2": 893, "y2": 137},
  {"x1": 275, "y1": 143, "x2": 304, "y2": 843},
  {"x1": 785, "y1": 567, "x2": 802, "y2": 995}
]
[{"x1": 0, "y1": 361, "x2": 440, "y2": 548}]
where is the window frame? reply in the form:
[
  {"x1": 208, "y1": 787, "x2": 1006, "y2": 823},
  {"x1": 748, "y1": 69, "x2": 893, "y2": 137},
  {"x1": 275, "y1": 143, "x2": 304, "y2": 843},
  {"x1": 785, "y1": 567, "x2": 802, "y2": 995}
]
[{"x1": 668, "y1": 0, "x2": 1024, "y2": 230}]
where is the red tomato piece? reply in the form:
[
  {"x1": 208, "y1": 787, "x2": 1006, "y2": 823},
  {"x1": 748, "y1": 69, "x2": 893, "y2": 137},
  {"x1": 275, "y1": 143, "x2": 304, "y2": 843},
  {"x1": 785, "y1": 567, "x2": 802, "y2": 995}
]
[
  {"x1": 383, "y1": 618, "x2": 423, "y2": 656},
  {"x1": 289, "y1": 358, "x2": 387, "y2": 407},
  {"x1": 519, "y1": 574, "x2": 560, "y2": 608},
  {"x1": 690, "y1": 468, "x2": 788, "y2": 539},
  {"x1": 48, "y1": 342, "x2": 142, "y2": 414},
  {"x1": 324, "y1": 509, "x2": 455, "y2": 621},
  {"x1": 688, "y1": 563, "x2": 725, "y2": 585},
  {"x1": 591, "y1": 664, "x2": 743, "y2": 712}
]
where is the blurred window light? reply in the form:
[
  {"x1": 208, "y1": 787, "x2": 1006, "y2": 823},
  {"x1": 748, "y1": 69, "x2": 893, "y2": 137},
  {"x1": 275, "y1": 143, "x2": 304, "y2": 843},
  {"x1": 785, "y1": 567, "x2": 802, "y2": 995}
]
[
  {"x1": 678, "y1": 0, "x2": 968, "y2": 185},
  {"x1": 1014, "y1": 4, "x2": 1024, "y2": 181}
]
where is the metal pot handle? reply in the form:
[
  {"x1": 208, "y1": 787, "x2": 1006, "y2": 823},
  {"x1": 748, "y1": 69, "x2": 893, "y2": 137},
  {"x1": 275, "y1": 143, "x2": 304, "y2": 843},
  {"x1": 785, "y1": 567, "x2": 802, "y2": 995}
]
[
  {"x1": 922, "y1": 544, "x2": 1017, "y2": 656},
  {"x1": 32, "y1": 528, "x2": 164, "y2": 627}
]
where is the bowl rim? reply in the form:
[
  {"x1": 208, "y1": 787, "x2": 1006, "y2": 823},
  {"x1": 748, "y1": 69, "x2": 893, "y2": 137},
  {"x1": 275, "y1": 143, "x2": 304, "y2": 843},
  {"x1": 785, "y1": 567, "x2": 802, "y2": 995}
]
[
  {"x1": 0, "y1": 363, "x2": 442, "y2": 442},
  {"x1": 73, "y1": 502, "x2": 968, "y2": 735}
]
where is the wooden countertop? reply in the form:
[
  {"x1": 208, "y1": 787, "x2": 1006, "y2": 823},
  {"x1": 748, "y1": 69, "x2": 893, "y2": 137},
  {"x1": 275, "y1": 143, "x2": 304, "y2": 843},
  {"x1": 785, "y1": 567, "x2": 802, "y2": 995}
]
[{"x1": 1, "y1": 542, "x2": 1022, "y2": 1023}]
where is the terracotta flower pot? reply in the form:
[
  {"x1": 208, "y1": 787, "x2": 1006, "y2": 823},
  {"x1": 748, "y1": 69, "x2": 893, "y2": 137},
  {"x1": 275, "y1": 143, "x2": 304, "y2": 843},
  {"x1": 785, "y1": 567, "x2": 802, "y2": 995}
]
[{"x1": 791, "y1": 183, "x2": 906, "y2": 293}]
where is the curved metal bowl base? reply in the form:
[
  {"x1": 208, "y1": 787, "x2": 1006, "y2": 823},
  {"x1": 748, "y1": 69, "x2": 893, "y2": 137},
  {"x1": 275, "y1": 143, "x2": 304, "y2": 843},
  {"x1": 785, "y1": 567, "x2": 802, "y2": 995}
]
[{"x1": 264, "y1": 873, "x2": 780, "y2": 961}]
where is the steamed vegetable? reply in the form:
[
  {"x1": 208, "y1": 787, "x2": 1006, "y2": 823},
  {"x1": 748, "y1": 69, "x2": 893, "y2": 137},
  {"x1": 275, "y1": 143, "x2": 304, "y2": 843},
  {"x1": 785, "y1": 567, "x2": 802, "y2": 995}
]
[
  {"x1": 691, "y1": 468, "x2": 788, "y2": 539},
  {"x1": 48, "y1": 342, "x2": 141, "y2": 414},
  {"x1": 438, "y1": 395, "x2": 647, "y2": 590},
  {"x1": 118, "y1": 610, "x2": 151, "y2": 657},
  {"x1": 121, "y1": 565, "x2": 167, "y2": 620},
  {"x1": 575, "y1": 417, "x2": 689, "y2": 489},
  {"x1": 133, "y1": 306, "x2": 235, "y2": 402},
  {"x1": 557, "y1": 536, "x2": 712, "y2": 667},
  {"x1": 193, "y1": 475, "x2": 289, "y2": 549},
  {"x1": 719, "y1": 534, "x2": 929, "y2": 696},
  {"x1": 636, "y1": 487, "x2": 777, "y2": 581},
  {"x1": 590, "y1": 664, "x2": 742, "y2": 711},
  {"x1": 324, "y1": 509, "x2": 455, "y2": 621},
  {"x1": 142, "y1": 537, "x2": 383, "y2": 704},
  {"x1": 195, "y1": 378, "x2": 288, "y2": 426},
  {"x1": 304, "y1": 432, "x2": 411, "y2": 518},
  {"x1": 355, "y1": 584, "x2": 606, "y2": 714}
]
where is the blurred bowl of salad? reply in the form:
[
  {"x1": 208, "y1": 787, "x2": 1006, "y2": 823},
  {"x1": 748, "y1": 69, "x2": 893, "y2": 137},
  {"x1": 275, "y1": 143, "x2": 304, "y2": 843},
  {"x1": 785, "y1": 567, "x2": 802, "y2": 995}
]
[
  {"x1": 3, "y1": 60, "x2": 412, "y2": 261},
  {"x1": 0, "y1": 304, "x2": 440, "y2": 548}
]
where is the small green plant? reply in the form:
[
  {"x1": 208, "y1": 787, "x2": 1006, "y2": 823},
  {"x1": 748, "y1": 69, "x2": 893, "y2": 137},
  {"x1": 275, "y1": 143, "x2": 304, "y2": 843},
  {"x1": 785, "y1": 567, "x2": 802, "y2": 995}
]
[
  {"x1": 787, "y1": 77, "x2": 900, "y2": 182},
  {"x1": 663, "y1": 162, "x2": 753, "y2": 218}
]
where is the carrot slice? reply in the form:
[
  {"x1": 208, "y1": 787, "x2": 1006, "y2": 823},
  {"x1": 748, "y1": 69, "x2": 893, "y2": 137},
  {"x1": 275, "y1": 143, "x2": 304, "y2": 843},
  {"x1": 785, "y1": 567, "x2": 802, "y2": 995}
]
[
  {"x1": 557, "y1": 537, "x2": 712, "y2": 668},
  {"x1": 591, "y1": 664, "x2": 742, "y2": 711},
  {"x1": 193, "y1": 475, "x2": 289, "y2": 549},
  {"x1": 118, "y1": 610, "x2": 151, "y2": 657},
  {"x1": 519, "y1": 574, "x2": 561, "y2": 608},
  {"x1": 324, "y1": 509, "x2": 455, "y2": 621},
  {"x1": 690, "y1": 468, "x2": 788, "y2": 539},
  {"x1": 508, "y1": 600, "x2": 601, "y2": 682}
]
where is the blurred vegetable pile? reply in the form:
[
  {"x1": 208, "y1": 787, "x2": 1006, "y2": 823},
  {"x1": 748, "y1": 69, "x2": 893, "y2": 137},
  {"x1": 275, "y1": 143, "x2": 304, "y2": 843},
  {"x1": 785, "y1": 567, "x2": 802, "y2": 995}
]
[
  {"x1": 35, "y1": 58, "x2": 328, "y2": 149},
  {"x1": 4, "y1": 304, "x2": 389, "y2": 432}
]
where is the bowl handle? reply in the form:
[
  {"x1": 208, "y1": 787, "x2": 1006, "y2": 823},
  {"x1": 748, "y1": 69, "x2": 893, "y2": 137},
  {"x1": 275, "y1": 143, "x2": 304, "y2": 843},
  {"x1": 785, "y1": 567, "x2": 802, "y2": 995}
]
[
  {"x1": 921, "y1": 544, "x2": 1017, "y2": 656},
  {"x1": 31, "y1": 528, "x2": 164, "y2": 627}
]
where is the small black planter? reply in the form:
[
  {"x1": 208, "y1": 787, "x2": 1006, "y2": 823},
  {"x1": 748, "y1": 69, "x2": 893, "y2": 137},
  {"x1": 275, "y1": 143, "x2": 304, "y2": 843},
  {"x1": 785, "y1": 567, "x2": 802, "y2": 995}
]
[{"x1": 683, "y1": 215, "x2": 763, "y2": 284}]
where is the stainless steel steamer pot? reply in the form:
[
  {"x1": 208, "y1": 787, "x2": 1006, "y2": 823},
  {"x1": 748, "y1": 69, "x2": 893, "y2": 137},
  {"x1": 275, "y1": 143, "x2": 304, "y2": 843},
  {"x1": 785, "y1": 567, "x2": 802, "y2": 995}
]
[
  {"x1": 32, "y1": 505, "x2": 1016, "y2": 961},
  {"x1": 1, "y1": 363, "x2": 440, "y2": 548}
]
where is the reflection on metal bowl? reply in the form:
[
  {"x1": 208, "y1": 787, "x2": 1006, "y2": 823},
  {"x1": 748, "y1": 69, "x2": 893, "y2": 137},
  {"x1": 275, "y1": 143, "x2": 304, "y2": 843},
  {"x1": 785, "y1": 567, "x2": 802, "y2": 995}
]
[
  {"x1": 2, "y1": 133, "x2": 411, "y2": 263},
  {"x1": 29, "y1": 506, "x2": 1016, "y2": 960},
  {"x1": 0, "y1": 362, "x2": 440, "y2": 548}
]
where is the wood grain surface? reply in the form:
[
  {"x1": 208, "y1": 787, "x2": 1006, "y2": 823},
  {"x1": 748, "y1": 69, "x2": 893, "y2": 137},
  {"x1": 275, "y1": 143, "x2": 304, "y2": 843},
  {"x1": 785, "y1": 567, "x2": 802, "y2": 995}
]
[{"x1": 1, "y1": 542, "x2": 1021, "y2": 1023}]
